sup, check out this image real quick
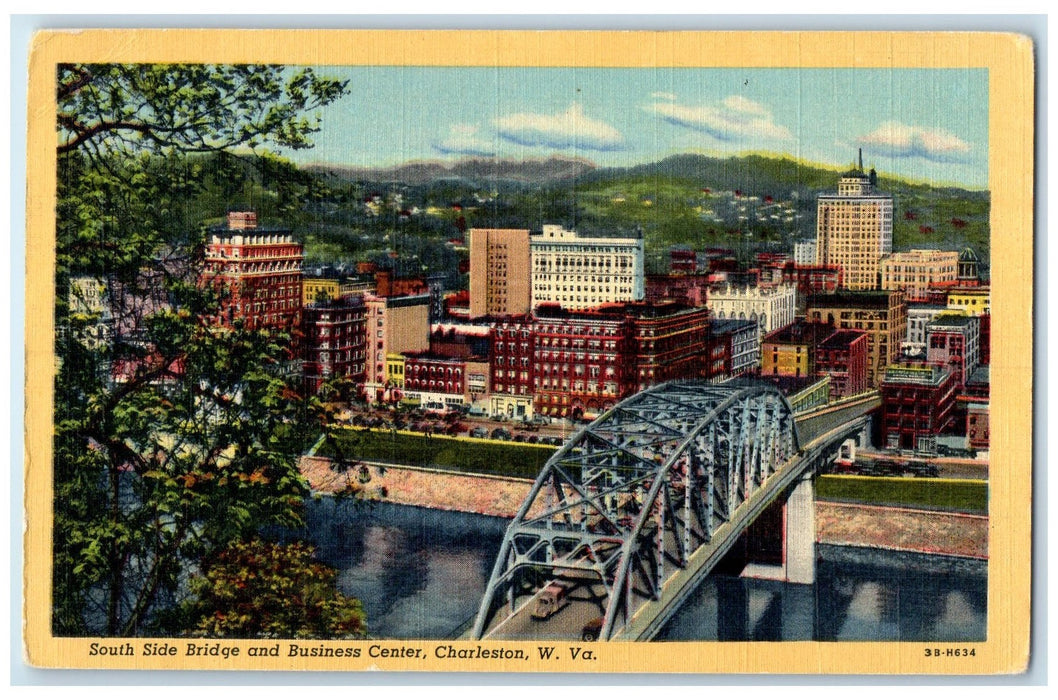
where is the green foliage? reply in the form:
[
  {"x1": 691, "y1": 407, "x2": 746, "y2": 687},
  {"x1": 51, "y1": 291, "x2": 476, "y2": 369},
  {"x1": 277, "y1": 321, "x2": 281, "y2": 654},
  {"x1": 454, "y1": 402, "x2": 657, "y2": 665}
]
[
  {"x1": 57, "y1": 64, "x2": 347, "y2": 157},
  {"x1": 168, "y1": 539, "x2": 366, "y2": 639},
  {"x1": 816, "y1": 476, "x2": 987, "y2": 513},
  {"x1": 318, "y1": 428, "x2": 556, "y2": 479},
  {"x1": 53, "y1": 290, "x2": 322, "y2": 635},
  {"x1": 53, "y1": 63, "x2": 350, "y2": 636}
]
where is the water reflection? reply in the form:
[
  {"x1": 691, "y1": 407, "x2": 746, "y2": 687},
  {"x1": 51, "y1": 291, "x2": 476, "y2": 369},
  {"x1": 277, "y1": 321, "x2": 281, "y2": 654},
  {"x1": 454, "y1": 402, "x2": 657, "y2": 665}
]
[
  {"x1": 296, "y1": 500, "x2": 986, "y2": 642},
  {"x1": 660, "y1": 546, "x2": 986, "y2": 642},
  {"x1": 296, "y1": 499, "x2": 507, "y2": 639}
]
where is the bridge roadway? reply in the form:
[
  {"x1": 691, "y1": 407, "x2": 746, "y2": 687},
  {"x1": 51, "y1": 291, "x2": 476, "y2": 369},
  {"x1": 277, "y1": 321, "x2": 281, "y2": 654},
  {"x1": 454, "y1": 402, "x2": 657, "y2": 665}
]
[{"x1": 474, "y1": 386, "x2": 880, "y2": 642}]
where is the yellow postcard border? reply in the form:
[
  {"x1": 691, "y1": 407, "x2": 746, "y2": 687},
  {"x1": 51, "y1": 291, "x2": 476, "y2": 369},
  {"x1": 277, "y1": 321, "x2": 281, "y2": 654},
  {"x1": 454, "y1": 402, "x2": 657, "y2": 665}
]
[{"x1": 24, "y1": 29, "x2": 1035, "y2": 674}]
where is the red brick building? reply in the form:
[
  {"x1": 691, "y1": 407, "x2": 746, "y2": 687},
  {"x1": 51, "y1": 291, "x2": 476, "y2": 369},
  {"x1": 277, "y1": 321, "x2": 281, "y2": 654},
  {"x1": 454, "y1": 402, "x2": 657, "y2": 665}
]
[
  {"x1": 815, "y1": 329, "x2": 869, "y2": 399},
  {"x1": 529, "y1": 302, "x2": 715, "y2": 418},
  {"x1": 374, "y1": 269, "x2": 430, "y2": 298},
  {"x1": 960, "y1": 366, "x2": 990, "y2": 452},
  {"x1": 486, "y1": 314, "x2": 535, "y2": 419},
  {"x1": 644, "y1": 273, "x2": 709, "y2": 307},
  {"x1": 532, "y1": 304, "x2": 635, "y2": 419},
  {"x1": 201, "y1": 212, "x2": 303, "y2": 332},
  {"x1": 628, "y1": 303, "x2": 711, "y2": 391},
  {"x1": 669, "y1": 248, "x2": 698, "y2": 273},
  {"x1": 430, "y1": 323, "x2": 491, "y2": 360},
  {"x1": 880, "y1": 363, "x2": 957, "y2": 452},
  {"x1": 402, "y1": 353, "x2": 467, "y2": 397},
  {"x1": 301, "y1": 295, "x2": 367, "y2": 394},
  {"x1": 786, "y1": 264, "x2": 843, "y2": 299}
]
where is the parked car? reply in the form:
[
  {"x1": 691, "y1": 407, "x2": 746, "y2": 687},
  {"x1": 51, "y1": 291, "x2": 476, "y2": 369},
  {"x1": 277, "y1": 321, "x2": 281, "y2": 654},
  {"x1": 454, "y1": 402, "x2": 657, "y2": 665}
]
[
  {"x1": 470, "y1": 426, "x2": 489, "y2": 439},
  {"x1": 490, "y1": 427, "x2": 513, "y2": 441}
]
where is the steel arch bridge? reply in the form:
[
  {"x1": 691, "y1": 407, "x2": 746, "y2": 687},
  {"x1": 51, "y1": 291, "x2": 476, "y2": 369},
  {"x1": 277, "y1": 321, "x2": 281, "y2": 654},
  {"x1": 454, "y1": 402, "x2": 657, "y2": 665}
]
[{"x1": 471, "y1": 379, "x2": 808, "y2": 642}]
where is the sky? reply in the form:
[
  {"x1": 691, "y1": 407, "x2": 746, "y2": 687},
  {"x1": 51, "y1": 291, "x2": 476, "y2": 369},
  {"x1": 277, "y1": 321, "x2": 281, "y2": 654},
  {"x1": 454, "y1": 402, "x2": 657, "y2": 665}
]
[{"x1": 287, "y1": 66, "x2": 989, "y2": 189}]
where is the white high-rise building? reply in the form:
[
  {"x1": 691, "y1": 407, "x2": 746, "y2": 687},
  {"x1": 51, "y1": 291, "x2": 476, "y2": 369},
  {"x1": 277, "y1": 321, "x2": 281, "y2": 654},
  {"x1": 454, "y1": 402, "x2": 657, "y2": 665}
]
[
  {"x1": 816, "y1": 154, "x2": 894, "y2": 290},
  {"x1": 793, "y1": 239, "x2": 817, "y2": 266},
  {"x1": 530, "y1": 224, "x2": 645, "y2": 310}
]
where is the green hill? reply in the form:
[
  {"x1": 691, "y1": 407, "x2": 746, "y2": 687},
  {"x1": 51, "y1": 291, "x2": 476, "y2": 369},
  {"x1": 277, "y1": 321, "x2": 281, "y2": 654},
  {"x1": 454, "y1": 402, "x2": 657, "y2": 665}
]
[
  {"x1": 566, "y1": 154, "x2": 990, "y2": 269},
  {"x1": 191, "y1": 152, "x2": 990, "y2": 277}
]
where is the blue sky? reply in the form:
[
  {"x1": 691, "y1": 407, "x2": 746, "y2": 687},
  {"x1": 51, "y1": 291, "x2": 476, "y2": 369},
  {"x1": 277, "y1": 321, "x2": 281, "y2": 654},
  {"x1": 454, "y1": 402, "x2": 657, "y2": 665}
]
[{"x1": 289, "y1": 66, "x2": 989, "y2": 189}]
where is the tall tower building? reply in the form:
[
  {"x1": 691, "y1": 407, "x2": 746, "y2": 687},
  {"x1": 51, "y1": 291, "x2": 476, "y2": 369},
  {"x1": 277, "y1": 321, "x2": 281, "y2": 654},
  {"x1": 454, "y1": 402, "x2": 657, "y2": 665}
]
[
  {"x1": 468, "y1": 228, "x2": 531, "y2": 318},
  {"x1": 201, "y1": 211, "x2": 304, "y2": 331},
  {"x1": 815, "y1": 151, "x2": 894, "y2": 290}
]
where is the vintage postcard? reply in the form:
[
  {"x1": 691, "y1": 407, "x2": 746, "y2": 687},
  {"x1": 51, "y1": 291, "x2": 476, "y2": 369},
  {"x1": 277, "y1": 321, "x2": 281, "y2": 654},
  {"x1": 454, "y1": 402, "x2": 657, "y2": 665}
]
[{"x1": 23, "y1": 29, "x2": 1034, "y2": 674}]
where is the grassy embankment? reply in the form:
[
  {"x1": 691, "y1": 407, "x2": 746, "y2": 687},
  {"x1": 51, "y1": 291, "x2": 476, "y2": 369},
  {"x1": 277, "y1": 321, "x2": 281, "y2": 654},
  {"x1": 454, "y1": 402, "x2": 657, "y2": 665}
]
[
  {"x1": 317, "y1": 428, "x2": 555, "y2": 480},
  {"x1": 318, "y1": 428, "x2": 988, "y2": 513},
  {"x1": 816, "y1": 475, "x2": 987, "y2": 514}
]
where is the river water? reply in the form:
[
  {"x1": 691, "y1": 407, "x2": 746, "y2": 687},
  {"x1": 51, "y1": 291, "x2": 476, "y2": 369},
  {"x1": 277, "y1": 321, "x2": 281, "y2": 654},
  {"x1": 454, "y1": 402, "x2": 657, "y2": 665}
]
[{"x1": 295, "y1": 499, "x2": 986, "y2": 642}]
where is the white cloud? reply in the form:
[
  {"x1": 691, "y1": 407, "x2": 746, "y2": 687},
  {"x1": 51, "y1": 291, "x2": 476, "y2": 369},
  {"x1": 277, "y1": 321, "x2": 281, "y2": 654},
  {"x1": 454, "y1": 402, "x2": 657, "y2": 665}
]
[
  {"x1": 651, "y1": 91, "x2": 678, "y2": 101},
  {"x1": 432, "y1": 124, "x2": 495, "y2": 157},
  {"x1": 855, "y1": 121, "x2": 971, "y2": 163},
  {"x1": 494, "y1": 103, "x2": 625, "y2": 151},
  {"x1": 645, "y1": 95, "x2": 793, "y2": 143}
]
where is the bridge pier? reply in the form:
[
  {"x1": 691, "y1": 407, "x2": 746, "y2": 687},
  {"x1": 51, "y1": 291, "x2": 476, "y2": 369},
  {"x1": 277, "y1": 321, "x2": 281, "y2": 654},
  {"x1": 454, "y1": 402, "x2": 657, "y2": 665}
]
[
  {"x1": 783, "y1": 473, "x2": 816, "y2": 585},
  {"x1": 740, "y1": 473, "x2": 816, "y2": 585}
]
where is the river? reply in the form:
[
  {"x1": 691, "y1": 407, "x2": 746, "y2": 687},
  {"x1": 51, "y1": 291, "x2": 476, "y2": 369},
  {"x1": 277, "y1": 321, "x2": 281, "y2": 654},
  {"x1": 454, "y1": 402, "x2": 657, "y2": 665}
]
[{"x1": 294, "y1": 499, "x2": 986, "y2": 642}]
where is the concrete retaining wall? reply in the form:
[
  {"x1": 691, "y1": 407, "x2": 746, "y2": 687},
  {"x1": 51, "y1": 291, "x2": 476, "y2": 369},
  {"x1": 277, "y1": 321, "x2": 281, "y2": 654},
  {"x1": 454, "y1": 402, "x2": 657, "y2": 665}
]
[{"x1": 299, "y1": 457, "x2": 987, "y2": 558}]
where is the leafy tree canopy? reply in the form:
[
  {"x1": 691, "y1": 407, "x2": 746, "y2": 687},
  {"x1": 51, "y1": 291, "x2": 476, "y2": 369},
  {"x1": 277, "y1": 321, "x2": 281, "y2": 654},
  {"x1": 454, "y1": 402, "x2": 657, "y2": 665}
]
[
  {"x1": 58, "y1": 64, "x2": 346, "y2": 157},
  {"x1": 53, "y1": 63, "x2": 351, "y2": 636},
  {"x1": 165, "y1": 539, "x2": 366, "y2": 639}
]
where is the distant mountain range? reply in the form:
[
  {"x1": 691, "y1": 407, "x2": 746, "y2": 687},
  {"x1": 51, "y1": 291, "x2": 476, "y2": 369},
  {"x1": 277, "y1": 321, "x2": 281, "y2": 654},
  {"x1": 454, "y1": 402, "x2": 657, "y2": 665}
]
[
  {"x1": 304, "y1": 152, "x2": 990, "y2": 265},
  {"x1": 306, "y1": 155, "x2": 597, "y2": 186},
  {"x1": 310, "y1": 152, "x2": 987, "y2": 195}
]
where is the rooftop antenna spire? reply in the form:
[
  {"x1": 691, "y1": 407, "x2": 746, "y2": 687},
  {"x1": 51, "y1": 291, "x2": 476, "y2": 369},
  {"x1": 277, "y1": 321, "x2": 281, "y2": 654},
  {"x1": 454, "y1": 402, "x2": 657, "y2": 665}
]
[{"x1": 858, "y1": 148, "x2": 863, "y2": 172}]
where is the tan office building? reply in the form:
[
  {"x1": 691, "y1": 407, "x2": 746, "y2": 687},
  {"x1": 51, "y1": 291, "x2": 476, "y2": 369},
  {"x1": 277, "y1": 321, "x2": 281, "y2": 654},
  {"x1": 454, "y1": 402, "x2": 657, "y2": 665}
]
[
  {"x1": 805, "y1": 290, "x2": 907, "y2": 388},
  {"x1": 363, "y1": 293, "x2": 430, "y2": 403},
  {"x1": 469, "y1": 228, "x2": 531, "y2": 318},
  {"x1": 816, "y1": 165, "x2": 893, "y2": 290},
  {"x1": 880, "y1": 249, "x2": 959, "y2": 298}
]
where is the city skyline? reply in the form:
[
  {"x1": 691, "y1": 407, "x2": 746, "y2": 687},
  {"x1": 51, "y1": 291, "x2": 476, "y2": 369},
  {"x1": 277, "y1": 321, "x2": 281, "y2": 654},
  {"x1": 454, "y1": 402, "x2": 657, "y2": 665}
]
[{"x1": 286, "y1": 66, "x2": 989, "y2": 189}]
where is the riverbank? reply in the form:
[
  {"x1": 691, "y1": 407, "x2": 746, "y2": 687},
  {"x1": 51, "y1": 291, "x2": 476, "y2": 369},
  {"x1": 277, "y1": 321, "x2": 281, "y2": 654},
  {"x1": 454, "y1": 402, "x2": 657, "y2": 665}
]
[
  {"x1": 299, "y1": 457, "x2": 987, "y2": 558},
  {"x1": 299, "y1": 456, "x2": 535, "y2": 518},
  {"x1": 816, "y1": 501, "x2": 987, "y2": 559}
]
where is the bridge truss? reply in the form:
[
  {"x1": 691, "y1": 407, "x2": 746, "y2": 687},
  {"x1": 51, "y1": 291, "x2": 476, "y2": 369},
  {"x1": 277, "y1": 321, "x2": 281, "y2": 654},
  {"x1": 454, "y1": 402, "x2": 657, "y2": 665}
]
[{"x1": 472, "y1": 379, "x2": 802, "y2": 641}]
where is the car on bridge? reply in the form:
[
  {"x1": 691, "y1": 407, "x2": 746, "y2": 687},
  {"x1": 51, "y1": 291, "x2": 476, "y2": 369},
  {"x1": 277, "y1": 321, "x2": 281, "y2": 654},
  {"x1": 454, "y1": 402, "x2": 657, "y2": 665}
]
[
  {"x1": 581, "y1": 617, "x2": 603, "y2": 642},
  {"x1": 531, "y1": 583, "x2": 571, "y2": 620}
]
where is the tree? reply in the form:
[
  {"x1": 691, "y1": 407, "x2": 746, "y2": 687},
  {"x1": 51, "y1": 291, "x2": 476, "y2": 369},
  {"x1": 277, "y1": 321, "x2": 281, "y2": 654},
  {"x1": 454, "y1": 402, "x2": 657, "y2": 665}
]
[
  {"x1": 165, "y1": 539, "x2": 366, "y2": 639},
  {"x1": 53, "y1": 64, "x2": 350, "y2": 636}
]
